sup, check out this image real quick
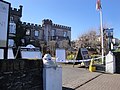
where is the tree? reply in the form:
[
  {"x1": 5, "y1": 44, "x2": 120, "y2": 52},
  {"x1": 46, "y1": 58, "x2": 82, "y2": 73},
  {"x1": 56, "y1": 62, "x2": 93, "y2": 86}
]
[
  {"x1": 48, "y1": 41, "x2": 56, "y2": 56},
  {"x1": 75, "y1": 30, "x2": 100, "y2": 53},
  {"x1": 15, "y1": 21, "x2": 25, "y2": 47}
]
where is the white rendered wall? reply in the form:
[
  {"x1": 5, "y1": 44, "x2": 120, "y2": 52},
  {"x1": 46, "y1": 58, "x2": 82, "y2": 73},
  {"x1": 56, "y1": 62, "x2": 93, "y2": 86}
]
[{"x1": 20, "y1": 44, "x2": 42, "y2": 59}]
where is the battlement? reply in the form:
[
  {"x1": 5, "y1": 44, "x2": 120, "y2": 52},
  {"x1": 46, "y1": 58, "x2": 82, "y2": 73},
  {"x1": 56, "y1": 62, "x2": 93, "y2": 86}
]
[
  {"x1": 42, "y1": 19, "x2": 71, "y2": 30},
  {"x1": 22, "y1": 22, "x2": 42, "y2": 28},
  {"x1": 42, "y1": 19, "x2": 52, "y2": 25},
  {"x1": 10, "y1": 5, "x2": 23, "y2": 17},
  {"x1": 53, "y1": 23, "x2": 71, "y2": 30}
]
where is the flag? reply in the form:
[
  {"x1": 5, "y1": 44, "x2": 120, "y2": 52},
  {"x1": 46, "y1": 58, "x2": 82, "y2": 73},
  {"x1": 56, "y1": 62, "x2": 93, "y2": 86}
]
[{"x1": 96, "y1": 0, "x2": 101, "y2": 11}]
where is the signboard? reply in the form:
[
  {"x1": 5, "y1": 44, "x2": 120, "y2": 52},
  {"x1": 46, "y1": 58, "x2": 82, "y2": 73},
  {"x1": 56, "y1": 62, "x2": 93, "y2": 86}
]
[
  {"x1": 105, "y1": 28, "x2": 113, "y2": 38},
  {"x1": 80, "y1": 48, "x2": 90, "y2": 59},
  {"x1": 76, "y1": 48, "x2": 90, "y2": 60},
  {"x1": 81, "y1": 48, "x2": 89, "y2": 60},
  {"x1": 56, "y1": 49, "x2": 66, "y2": 62},
  {"x1": 0, "y1": 1, "x2": 10, "y2": 47},
  {"x1": 20, "y1": 45, "x2": 42, "y2": 59}
]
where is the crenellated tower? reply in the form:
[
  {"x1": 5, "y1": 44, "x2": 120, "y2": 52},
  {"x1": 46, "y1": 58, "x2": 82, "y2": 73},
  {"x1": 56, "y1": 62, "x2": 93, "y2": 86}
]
[
  {"x1": 42, "y1": 19, "x2": 52, "y2": 44},
  {"x1": 10, "y1": 5, "x2": 23, "y2": 23}
]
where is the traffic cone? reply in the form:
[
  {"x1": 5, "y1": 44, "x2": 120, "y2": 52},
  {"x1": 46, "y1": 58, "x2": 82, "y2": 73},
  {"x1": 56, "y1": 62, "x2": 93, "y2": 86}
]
[{"x1": 89, "y1": 59, "x2": 96, "y2": 72}]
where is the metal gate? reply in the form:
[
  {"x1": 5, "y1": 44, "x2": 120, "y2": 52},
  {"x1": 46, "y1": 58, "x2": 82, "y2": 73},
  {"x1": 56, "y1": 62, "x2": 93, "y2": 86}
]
[{"x1": 113, "y1": 52, "x2": 120, "y2": 73}]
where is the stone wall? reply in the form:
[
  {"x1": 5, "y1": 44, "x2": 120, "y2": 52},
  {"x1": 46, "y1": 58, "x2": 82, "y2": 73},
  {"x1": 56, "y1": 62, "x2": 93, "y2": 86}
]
[{"x1": 0, "y1": 59, "x2": 43, "y2": 90}]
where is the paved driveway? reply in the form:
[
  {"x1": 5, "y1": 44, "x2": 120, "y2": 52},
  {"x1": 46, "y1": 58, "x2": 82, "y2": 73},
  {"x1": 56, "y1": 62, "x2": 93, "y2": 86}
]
[
  {"x1": 62, "y1": 64, "x2": 120, "y2": 90},
  {"x1": 76, "y1": 74, "x2": 120, "y2": 90},
  {"x1": 62, "y1": 64, "x2": 101, "y2": 89}
]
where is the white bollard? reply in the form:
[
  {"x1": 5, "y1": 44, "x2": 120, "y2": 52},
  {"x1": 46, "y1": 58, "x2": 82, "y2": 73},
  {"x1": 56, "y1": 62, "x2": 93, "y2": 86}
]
[{"x1": 43, "y1": 54, "x2": 62, "y2": 90}]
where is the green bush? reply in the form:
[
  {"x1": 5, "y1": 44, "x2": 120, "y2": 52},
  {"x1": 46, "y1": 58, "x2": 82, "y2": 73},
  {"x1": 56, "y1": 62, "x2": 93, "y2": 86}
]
[{"x1": 67, "y1": 54, "x2": 75, "y2": 60}]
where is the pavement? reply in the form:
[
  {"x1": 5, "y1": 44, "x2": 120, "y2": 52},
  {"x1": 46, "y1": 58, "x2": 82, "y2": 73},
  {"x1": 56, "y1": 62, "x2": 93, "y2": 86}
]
[
  {"x1": 76, "y1": 74, "x2": 120, "y2": 90},
  {"x1": 62, "y1": 64, "x2": 120, "y2": 90}
]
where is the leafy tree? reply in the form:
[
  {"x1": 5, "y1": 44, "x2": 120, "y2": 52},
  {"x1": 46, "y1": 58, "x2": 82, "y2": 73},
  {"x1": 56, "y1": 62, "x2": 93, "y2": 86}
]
[
  {"x1": 15, "y1": 21, "x2": 25, "y2": 47},
  {"x1": 75, "y1": 30, "x2": 100, "y2": 53}
]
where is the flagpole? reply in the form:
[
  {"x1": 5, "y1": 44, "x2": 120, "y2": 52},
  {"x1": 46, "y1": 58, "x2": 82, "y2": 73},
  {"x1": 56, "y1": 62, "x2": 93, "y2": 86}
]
[{"x1": 100, "y1": 9, "x2": 104, "y2": 64}]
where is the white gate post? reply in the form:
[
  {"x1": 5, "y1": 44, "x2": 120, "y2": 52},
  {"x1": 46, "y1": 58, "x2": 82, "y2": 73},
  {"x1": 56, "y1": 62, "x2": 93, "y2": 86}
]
[{"x1": 106, "y1": 51, "x2": 115, "y2": 73}]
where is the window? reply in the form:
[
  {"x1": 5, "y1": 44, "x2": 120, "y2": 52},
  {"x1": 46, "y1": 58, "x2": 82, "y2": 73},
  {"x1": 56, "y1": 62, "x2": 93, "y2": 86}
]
[
  {"x1": 52, "y1": 29, "x2": 55, "y2": 36},
  {"x1": 63, "y1": 31, "x2": 67, "y2": 37},
  {"x1": 10, "y1": 16, "x2": 13, "y2": 22},
  {"x1": 35, "y1": 30, "x2": 39, "y2": 37},
  {"x1": 8, "y1": 39, "x2": 14, "y2": 47},
  {"x1": 9, "y1": 23, "x2": 16, "y2": 34},
  {"x1": 26, "y1": 29, "x2": 30, "y2": 35},
  {"x1": 21, "y1": 39, "x2": 25, "y2": 44}
]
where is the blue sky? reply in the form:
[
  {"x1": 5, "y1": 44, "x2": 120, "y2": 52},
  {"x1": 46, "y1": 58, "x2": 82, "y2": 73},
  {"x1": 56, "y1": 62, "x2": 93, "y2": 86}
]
[{"x1": 6, "y1": 0, "x2": 120, "y2": 40}]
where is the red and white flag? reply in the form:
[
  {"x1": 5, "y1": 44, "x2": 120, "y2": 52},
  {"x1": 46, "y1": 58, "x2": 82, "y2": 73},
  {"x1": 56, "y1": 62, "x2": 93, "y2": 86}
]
[{"x1": 96, "y1": 0, "x2": 101, "y2": 11}]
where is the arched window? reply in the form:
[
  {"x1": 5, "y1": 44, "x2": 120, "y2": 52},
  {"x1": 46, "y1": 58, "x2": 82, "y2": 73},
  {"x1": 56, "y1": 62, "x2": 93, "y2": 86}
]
[
  {"x1": 35, "y1": 30, "x2": 39, "y2": 37},
  {"x1": 26, "y1": 29, "x2": 30, "y2": 35},
  {"x1": 63, "y1": 31, "x2": 67, "y2": 37},
  {"x1": 52, "y1": 29, "x2": 55, "y2": 36}
]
